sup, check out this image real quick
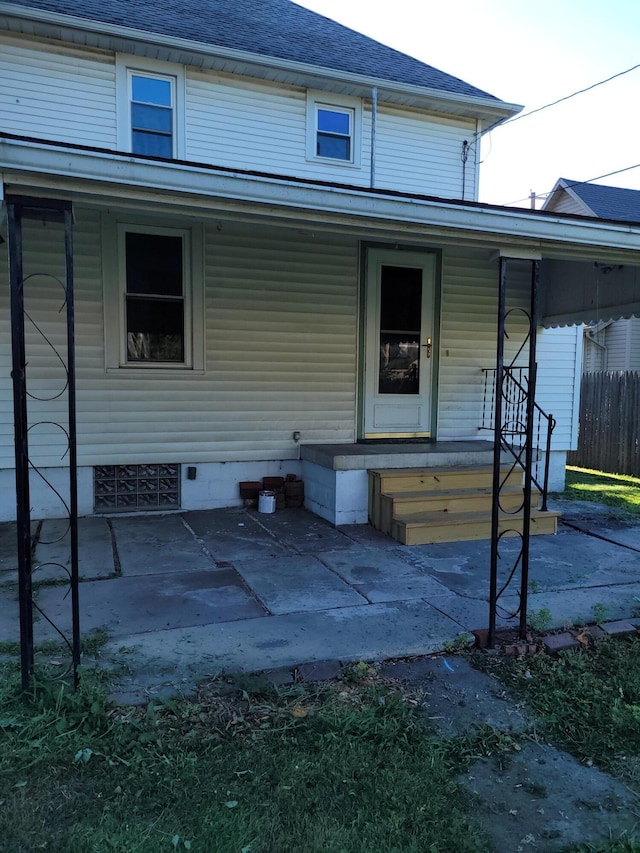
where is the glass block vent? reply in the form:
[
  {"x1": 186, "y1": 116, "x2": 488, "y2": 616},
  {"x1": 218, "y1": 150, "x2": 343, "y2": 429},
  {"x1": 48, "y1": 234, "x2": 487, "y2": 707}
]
[{"x1": 94, "y1": 464, "x2": 181, "y2": 512}]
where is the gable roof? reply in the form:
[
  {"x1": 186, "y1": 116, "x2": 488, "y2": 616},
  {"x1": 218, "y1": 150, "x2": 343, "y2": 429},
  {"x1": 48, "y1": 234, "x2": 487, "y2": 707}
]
[
  {"x1": 1, "y1": 0, "x2": 504, "y2": 102},
  {"x1": 546, "y1": 178, "x2": 640, "y2": 224}
]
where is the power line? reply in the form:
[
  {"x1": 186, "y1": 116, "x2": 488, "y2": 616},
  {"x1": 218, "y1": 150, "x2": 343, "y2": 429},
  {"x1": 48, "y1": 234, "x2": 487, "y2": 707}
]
[
  {"x1": 480, "y1": 62, "x2": 640, "y2": 138},
  {"x1": 502, "y1": 163, "x2": 640, "y2": 208}
]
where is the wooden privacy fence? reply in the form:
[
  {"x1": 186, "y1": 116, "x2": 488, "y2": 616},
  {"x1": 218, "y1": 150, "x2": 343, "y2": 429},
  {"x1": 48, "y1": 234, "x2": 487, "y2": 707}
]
[{"x1": 567, "y1": 372, "x2": 640, "y2": 476}]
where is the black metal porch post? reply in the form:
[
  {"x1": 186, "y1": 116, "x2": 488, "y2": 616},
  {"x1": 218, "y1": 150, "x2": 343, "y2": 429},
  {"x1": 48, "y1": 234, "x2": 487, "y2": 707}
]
[
  {"x1": 8, "y1": 201, "x2": 34, "y2": 690},
  {"x1": 518, "y1": 259, "x2": 540, "y2": 638},
  {"x1": 488, "y1": 257, "x2": 507, "y2": 648}
]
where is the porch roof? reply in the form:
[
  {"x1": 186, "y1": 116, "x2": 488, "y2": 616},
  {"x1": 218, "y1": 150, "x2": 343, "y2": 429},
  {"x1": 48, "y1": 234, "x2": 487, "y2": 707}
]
[{"x1": 2, "y1": 133, "x2": 640, "y2": 326}]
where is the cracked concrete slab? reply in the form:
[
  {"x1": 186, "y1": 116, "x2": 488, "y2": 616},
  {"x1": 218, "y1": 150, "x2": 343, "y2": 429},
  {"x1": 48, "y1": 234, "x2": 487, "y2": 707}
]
[
  {"x1": 253, "y1": 508, "x2": 357, "y2": 553},
  {"x1": 102, "y1": 598, "x2": 463, "y2": 679},
  {"x1": 185, "y1": 508, "x2": 289, "y2": 561},
  {"x1": 233, "y1": 554, "x2": 366, "y2": 614},
  {"x1": 111, "y1": 514, "x2": 217, "y2": 576},
  {"x1": 319, "y1": 547, "x2": 451, "y2": 602},
  {"x1": 34, "y1": 517, "x2": 115, "y2": 581},
  {"x1": 380, "y1": 656, "x2": 530, "y2": 737},
  {"x1": 460, "y1": 741, "x2": 639, "y2": 852},
  {"x1": 35, "y1": 569, "x2": 266, "y2": 638}
]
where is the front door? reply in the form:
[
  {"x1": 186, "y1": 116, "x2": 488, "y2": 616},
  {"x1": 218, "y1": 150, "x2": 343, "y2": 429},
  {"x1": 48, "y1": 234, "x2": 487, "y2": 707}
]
[{"x1": 363, "y1": 249, "x2": 436, "y2": 438}]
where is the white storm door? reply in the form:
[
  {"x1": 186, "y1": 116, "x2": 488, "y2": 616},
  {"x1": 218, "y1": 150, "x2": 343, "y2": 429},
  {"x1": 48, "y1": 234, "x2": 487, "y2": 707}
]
[{"x1": 363, "y1": 250, "x2": 436, "y2": 438}]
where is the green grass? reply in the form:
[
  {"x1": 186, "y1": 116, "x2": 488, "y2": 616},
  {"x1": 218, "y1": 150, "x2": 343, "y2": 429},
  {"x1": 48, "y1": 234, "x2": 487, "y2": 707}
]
[
  {"x1": 0, "y1": 665, "x2": 490, "y2": 853},
  {"x1": 563, "y1": 466, "x2": 640, "y2": 515},
  {"x1": 4, "y1": 639, "x2": 640, "y2": 852},
  {"x1": 475, "y1": 635, "x2": 640, "y2": 790}
]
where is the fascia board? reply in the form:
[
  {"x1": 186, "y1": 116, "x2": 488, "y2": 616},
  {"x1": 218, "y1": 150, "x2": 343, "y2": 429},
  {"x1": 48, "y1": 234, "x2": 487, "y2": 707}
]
[
  {"x1": 3, "y1": 138, "x2": 640, "y2": 258},
  {"x1": 0, "y1": 3, "x2": 522, "y2": 123}
]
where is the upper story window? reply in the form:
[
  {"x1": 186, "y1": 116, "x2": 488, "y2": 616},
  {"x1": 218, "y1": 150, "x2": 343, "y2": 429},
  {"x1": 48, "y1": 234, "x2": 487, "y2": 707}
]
[
  {"x1": 116, "y1": 55, "x2": 185, "y2": 159},
  {"x1": 130, "y1": 73, "x2": 175, "y2": 158},
  {"x1": 306, "y1": 91, "x2": 361, "y2": 168},
  {"x1": 316, "y1": 106, "x2": 353, "y2": 161}
]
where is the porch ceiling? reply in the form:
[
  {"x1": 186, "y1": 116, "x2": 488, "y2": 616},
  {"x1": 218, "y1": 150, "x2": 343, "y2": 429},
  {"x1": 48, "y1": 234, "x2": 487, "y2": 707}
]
[{"x1": 541, "y1": 258, "x2": 640, "y2": 327}]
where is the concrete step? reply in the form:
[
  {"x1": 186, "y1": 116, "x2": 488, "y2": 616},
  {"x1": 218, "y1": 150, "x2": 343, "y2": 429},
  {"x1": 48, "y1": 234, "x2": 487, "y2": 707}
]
[
  {"x1": 391, "y1": 509, "x2": 560, "y2": 546},
  {"x1": 379, "y1": 485, "x2": 540, "y2": 535}
]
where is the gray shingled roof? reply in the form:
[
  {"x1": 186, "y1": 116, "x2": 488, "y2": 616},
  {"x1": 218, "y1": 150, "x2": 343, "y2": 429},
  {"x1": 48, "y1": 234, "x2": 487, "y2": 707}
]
[
  {"x1": 562, "y1": 179, "x2": 640, "y2": 224},
  {"x1": 2, "y1": 0, "x2": 501, "y2": 100}
]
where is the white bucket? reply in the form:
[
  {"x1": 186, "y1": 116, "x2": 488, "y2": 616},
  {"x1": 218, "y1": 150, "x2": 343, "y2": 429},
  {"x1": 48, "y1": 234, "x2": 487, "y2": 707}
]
[{"x1": 258, "y1": 490, "x2": 276, "y2": 513}]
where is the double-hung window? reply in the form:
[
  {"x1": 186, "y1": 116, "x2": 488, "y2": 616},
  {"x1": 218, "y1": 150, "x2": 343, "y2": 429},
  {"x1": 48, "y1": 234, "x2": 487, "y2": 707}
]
[
  {"x1": 124, "y1": 229, "x2": 186, "y2": 363},
  {"x1": 306, "y1": 92, "x2": 361, "y2": 167},
  {"x1": 130, "y1": 72, "x2": 175, "y2": 158},
  {"x1": 116, "y1": 56, "x2": 185, "y2": 159},
  {"x1": 316, "y1": 106, "x2": 353, "y2": 161},
  {"x1": 103, "y1": 218, "x2": 204, "y2": 372}
]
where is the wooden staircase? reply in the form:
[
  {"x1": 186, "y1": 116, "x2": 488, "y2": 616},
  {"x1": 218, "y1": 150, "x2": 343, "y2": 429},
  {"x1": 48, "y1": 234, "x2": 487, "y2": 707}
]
[{"x1": 369, "y1": 465, "x2": 560, "y2": 546}]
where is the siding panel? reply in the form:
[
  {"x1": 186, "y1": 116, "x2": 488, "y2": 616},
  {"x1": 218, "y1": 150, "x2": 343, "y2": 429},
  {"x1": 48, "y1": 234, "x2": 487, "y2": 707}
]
[
  {"x1": 0, "y1": 35, "x2": 117, "y2": 147},
  {"x1": 376, "y1": 106, "x2": 477, "y2": 199},
  {"x1": 0, "y1": 213, "x2": 359, "y2": 468}
]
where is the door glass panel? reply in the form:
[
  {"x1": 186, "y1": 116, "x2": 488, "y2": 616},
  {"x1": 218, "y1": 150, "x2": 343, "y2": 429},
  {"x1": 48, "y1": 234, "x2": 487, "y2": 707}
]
[{"x1": 378, "y1": 265, "x2": 422, "y2": 395}]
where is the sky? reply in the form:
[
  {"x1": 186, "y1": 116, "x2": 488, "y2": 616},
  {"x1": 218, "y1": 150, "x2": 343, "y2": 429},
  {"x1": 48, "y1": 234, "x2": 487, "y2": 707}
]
[{"x1": 296, "y1": 0, "x2": 640, "y2": 208}]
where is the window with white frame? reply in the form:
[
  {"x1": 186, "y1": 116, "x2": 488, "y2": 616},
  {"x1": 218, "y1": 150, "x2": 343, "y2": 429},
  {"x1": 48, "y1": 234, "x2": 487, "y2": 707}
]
[
  {"x1": 316, "y1": 106, "x2": 353, "y2": 160},
  {"x1": 129, "y1": 72, "x2": 175, "y2": 158},
  {"x1": 116, "y1": 56, "x2": 185, "y2": 159},
  {"x1": 306, "y1": 92, "x2": 361, "y2": 166},
  {"x1": 103, "y1": 218, "x2": 204, "y2": 371}
]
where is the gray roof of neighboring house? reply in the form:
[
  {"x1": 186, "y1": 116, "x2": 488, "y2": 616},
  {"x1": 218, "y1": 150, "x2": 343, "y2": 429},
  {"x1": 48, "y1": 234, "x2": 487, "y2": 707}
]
[
  {"x1": 559, "y1": 178, "x2": 640, "y2": 223},
  {"x1": 1, "y1": 0, "x2": 502, "y2": 101}
]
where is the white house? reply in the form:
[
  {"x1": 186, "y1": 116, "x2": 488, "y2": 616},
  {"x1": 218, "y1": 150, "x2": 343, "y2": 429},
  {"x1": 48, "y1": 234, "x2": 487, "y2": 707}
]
[
  {"x1": 2, "y1": 0, "x2": 640, "y2": 532},
  {"x1": 543, "y1": 178, "x2": 640, "y2": 373}
]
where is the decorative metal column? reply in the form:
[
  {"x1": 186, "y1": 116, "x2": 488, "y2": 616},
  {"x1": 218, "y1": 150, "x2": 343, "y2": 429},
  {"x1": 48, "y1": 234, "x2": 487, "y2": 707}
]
[
  {"x1": 488, "y1": 256, "x2": 540, "y2": 647},
  {"x1": 7, "y1": 196, "x2": 80, "y2": 690}
]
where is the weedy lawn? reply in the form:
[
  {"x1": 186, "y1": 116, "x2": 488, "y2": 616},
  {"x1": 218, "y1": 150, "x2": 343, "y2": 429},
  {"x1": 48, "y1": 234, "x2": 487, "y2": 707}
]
[{"x1": 2, "y1": 637, "x2": 640, "y2": 852}]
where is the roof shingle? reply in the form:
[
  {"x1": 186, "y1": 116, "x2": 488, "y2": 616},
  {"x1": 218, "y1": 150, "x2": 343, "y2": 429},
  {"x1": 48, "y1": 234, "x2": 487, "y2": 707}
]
[
  {"x1": 2, "y1": 0, "x2": 502, "y2": 100},
  {"x1": 561, "y1": 179, "x2": 640, "y2": 224}
]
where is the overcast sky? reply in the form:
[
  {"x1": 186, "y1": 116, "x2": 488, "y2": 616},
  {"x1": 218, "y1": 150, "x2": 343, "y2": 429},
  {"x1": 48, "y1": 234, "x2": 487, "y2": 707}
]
[{"x1": 296, "y1": 0, "x2": 640, "y2": 207}]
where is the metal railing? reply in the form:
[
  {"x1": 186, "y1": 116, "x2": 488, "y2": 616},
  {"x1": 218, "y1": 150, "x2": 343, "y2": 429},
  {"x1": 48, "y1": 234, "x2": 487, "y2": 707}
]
[{"x1": 481, "y1": 366, "x2": 556, "y2": 511}]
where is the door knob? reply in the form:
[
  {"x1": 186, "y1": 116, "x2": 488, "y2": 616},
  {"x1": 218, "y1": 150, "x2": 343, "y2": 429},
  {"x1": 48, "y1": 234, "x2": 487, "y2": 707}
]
[{"x1": 422, "y1": 337, "x2": 432, "y2": 358}]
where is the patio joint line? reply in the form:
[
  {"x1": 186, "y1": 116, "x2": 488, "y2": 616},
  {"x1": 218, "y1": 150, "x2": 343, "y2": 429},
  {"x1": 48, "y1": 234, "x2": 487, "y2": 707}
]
[
  {"x1": 179, "y1": 515, "x2": 227, "y2": 568},
  {"x1": 179, "y1": 516, "x2": 273, "y2": 616},
  {"x1": 560, "y1": 519, "x2": 640, "y2": 553},
  {"x1": 247, "y1": 510, "x2": 298, "y2": 554},
  {"x1": 105, "y1": 517, "x2": 122, "y2": 576},
  {"x1": 314, "y1": 555, "x2": 373, "y2": 605}
]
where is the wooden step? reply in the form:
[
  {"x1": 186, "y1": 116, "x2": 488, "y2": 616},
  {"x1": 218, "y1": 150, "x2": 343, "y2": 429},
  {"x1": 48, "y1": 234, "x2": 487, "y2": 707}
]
[
  {"x1": 378, "y1": 486, "x2": 540, "y2": 535},
  {"x1": 391, "y1": 509, "x2": 560, "y2": 546},
  {"x1": 368, "y1": 465, "x2": 522, "y2": 529}
]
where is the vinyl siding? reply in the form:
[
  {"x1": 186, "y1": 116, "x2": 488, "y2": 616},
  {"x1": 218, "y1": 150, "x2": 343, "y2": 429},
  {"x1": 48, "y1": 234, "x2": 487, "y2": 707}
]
[
  {"x1": 0, "y1": 212, "x2": 358, "y2": 468},
  {"x1": 3, "y1": 33, "x2": 477, "y2": 199},
  {"x1": 603, "y1": 317, "x2": 640, "y2": 371},
  {"x1": 536, "y1": 325, "x2": 582, "y2": 450},
  {"x1": 544, "y1": 192, "x2": 586, "y2": 216},
  {"x1": 375, "y1": 106, "x2": 477, "y2": 199},
  {"x1": 0, "y1": 34, "x2": 117, "y2": 148},
  {"x1": 1, "y1": 223, "x2": 582, "y2": 473}
]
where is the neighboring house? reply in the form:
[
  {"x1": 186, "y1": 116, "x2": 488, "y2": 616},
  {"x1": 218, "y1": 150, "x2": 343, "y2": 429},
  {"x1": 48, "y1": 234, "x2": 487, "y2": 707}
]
[
  {"x1": 1, "y1": 0, "x2": 640, "y2": 527},
  {"x1": 543, "y1": 179, "x2": 640, "y2": 373}
]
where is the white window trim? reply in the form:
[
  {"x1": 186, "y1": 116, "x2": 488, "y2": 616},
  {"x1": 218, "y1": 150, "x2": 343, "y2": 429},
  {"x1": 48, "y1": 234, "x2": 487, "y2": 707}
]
[
  {"x1": 305, "y1": 90, "x2": 362, "y2": 168},
  {"x1": 102, "y1": 215, "x2": 205, "y2": 374},
  {"x1": 116, "y1": 54, "x2": 186, "y2": 159}
]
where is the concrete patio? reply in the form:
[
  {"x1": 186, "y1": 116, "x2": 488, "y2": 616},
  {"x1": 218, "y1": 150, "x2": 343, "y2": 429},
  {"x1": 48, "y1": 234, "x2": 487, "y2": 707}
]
[{"x1": 0, "y1": 499, "x2": 639, "y2": 696}]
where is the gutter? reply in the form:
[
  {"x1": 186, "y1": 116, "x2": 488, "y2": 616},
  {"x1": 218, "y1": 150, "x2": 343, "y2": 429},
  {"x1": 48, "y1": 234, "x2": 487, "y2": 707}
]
[
  {"x1": 0, "y1": 3, "x2": 522, "y2": 123},
  {"x1": 2, "y1": 135, "x2": 640, "y2": 258}
]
